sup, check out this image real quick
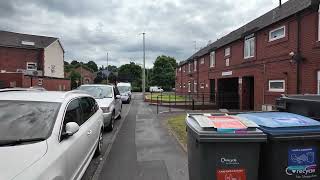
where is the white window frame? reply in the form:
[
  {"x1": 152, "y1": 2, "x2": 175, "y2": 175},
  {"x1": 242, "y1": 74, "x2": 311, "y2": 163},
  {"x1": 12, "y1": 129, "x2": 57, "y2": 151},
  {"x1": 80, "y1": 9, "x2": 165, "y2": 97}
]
[
  {"x1": 26, "y1": 62, "x2": 37, "y2": 71},
  {"x1": 269, "y1": 80, "x2": 285, "y2": 92},
  {"x1": 244, "y1": 34, "x2": 255, "y2": 59},
  {"x1": 194, "y1": 60, "x2": 197, "y2": 72},
  {"x1": 179, "y1": 67, "x2": 181, "y2": 71},
  {"x1": 210, "y1": 51, "x2": 215, "y2": 67},
  {"x1": 269, "y1": 26, "x2": 286, "y2": 42},
  {"x1": 194, "y1": 81, "x2": 197, "y2": 92},
  {"x1": 188, "y1": 82, "x2": 191, "y2": 92},
  {"x1": 200, "y1": 58, "x2": 205, "y2": 64},
  {"x1": 225, "y1": 58, "x2": 230, "y2": 67},
  {"x1": 225, "y1": 47, "x2": 231, "y2": 57},
  {"x1": 317, "y1": 71, "x2": 320, "y2": 94},
  {"x1": 188, "y1": 63, "x2": 191, "y2": 73}
]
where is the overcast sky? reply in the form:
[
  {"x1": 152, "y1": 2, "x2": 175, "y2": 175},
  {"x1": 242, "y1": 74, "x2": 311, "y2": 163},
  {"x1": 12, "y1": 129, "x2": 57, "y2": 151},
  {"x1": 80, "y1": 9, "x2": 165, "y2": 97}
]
[{"x1": 0, "y1": 0, "x2": 288, "y2": 68}]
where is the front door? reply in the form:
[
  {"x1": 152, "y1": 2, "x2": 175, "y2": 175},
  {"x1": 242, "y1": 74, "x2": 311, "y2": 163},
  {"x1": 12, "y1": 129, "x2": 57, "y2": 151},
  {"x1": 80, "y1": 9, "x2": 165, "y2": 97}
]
[
  {"x1": 318, "y1": 71, "x2": 320, "y2": 94},
  {"x1": 242, "y1": 76, "x2": 255, "y2": 110},
  {"x1": 210, "y1": 79, "x2": 215, "y2": 103}
]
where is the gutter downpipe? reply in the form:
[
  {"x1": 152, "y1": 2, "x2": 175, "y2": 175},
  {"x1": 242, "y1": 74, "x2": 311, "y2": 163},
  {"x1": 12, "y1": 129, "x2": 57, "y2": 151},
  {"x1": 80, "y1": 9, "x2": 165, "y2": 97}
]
[{"x1": 296, "y1": 13, "x2": 302, "y2": 94}]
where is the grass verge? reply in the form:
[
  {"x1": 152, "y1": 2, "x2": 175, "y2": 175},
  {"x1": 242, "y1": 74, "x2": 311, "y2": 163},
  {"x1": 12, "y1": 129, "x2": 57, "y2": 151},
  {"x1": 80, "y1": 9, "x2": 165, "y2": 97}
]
[
  {"x1": 145, "y1": 93, "x2": 187, "y2": 102},
  {"x1": 167, "y1": 114, "x2": 187, "y2": 147}
]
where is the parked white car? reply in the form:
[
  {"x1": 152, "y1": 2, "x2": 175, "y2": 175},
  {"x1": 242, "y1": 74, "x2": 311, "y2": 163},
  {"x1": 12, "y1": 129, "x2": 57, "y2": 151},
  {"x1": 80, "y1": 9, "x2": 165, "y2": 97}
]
[
  {"x1": 117, "y1": 83, "x2": 132, "y2": 103},
  {"x1": 149, "y1": 86, "x2": 164, "y2": 92},
  {"x1": 78, "y1": 84, "x2": 122, "y2": 131},
  {"x1": 0, "y1": 90, "x2": 104, "y2": 180}
]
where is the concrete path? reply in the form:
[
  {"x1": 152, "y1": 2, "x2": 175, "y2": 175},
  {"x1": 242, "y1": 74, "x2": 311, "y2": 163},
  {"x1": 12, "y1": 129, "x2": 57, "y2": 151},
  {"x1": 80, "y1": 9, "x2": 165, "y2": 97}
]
[{"x1": 98, "y1": 93, "x2": 188, "y2": 180}]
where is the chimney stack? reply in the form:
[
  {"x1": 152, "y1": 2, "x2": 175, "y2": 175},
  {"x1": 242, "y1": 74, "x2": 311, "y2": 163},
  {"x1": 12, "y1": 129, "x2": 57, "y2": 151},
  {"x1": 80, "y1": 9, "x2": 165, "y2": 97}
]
[{"x1": 279, "y1": 0, "x2": 282, "y2": 7}]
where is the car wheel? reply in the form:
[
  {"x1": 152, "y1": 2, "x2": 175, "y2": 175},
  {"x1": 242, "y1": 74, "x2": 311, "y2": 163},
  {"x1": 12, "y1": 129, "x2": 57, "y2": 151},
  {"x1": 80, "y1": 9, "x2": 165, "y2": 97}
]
[
  {"x1": 94, "y1": 130, "x2": 103, "y2": 157},
  {"x1": 107, "y1": 111, "x2": 115, "y2": 131}
]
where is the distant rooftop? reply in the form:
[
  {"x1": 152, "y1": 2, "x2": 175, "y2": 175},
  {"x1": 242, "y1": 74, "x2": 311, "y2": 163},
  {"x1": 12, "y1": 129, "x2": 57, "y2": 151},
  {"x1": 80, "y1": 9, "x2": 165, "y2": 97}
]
[{"x1": 0, "y1": 30, "x2": 59, "y2": 49}]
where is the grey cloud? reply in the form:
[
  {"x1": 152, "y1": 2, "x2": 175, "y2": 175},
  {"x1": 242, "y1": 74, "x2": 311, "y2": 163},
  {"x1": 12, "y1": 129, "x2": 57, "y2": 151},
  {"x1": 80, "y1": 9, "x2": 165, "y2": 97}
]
[{"x1": 0, "y1": 0, "x2": 286, "y2": 67}]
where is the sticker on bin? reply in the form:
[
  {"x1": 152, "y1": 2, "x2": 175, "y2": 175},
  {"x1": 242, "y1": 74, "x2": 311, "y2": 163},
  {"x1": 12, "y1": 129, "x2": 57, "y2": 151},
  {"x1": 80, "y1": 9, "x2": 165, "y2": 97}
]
[
  {"x1": 217, "y1": 169, "x2": 246, "y2": 180},
  {"x1": 286, "y1": 147, "x2": 317, "y2": 178},
  {"x1": 191, "y1": 115, "x2": 258, "y2": 133}
]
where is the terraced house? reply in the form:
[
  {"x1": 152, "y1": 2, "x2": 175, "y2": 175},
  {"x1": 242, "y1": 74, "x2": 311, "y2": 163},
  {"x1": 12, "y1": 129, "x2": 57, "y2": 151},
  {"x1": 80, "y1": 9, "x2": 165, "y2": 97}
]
[{"x1": 176, "y1": 0, "x2": 320, "y2": 110}]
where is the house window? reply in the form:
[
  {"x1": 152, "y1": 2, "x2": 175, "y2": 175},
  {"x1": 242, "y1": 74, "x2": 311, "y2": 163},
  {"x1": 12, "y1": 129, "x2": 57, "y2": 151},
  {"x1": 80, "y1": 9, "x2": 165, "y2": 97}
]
[
  {"x1": 188, "y1": 63, "x2": 191, "y2": 73},
  {"x1": 225, "y1": 58, "x2": 230, "y2": 67},
  {"x1": 269, "y1": 80, "x2": 285, "y2": 92},
  {"x1": 244, "y1": 34, "x2": 255, "y2": 59},
  {"x1": 183, "y1": 66, "x2": 185, "y2": 72},
  {"x1": 225, "y1": 47, "x2": 231, "y2": 57},
  {"x1": 210, "y1": 51, "x2": 215, "y2": 67},
  {"x1": 194, "y1": 60, "x2": 197, "y2": 72},
  {"x1": 269, "y1": 26, "x2": 286, "y2": 42},
  {"x1": 318, "y1": 71, "x2": 320, "y2": 94},
  {"x1": 194, "y1": 81, "x2": 197, "y2": 92},
  {"x1": 26, "y1": 62, "x2": 37, "y2": 71},
  {"x1": 188, "y1": 82, "x2": 191, "y2": 92},
  {"x1": 179, "y1": 67, "x2": 181, "y2": 71},
  {"x1": 200, "y1": 58, "x2": 205, "y2": 64},
  {"x1": 183, "y1": 83, "x2": 186, "y2": 88}
]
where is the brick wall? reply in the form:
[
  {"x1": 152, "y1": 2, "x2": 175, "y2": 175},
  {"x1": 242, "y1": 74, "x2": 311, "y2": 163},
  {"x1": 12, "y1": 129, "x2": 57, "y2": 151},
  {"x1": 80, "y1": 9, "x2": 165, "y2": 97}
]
[
  {"x1": 0, "y1": 47, "x2": 44, "y2": 72},
  {"x1": 176, "y1": 8, "x2": 320, "y2": 110}
]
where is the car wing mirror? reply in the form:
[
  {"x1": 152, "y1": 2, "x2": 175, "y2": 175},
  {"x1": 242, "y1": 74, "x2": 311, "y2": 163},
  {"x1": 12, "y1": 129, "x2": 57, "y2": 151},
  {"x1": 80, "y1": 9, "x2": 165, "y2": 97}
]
[
  {"x1": 116, "y1": 95, "x2": 121, "y2": 99},
  {"x1": 65, "y1": 122, "x2": 80, "y2": 136}
]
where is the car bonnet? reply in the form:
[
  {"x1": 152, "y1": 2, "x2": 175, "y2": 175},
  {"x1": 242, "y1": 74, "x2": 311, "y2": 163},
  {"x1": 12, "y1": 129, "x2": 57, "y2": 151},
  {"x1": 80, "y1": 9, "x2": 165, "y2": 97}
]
[{"x1": 0, "y1": 141, "x2": 47, "y2": 180}]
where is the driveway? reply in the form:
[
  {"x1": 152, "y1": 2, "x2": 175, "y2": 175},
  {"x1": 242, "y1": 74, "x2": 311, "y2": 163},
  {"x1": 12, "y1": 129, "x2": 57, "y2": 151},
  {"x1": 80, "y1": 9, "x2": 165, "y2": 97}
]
[{"x1": 97, "y1": 93, "x2": 188, "y2": 180}]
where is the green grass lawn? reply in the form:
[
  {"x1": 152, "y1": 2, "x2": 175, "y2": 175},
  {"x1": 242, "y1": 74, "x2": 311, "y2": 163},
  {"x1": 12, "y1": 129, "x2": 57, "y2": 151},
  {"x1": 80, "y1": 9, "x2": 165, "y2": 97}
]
[
  {"x1": 167, "y1": 114, "x2": 187, "y2": 146},
  {"x1": 145, "y1": 93, "x2": 187, "y2": 102}
]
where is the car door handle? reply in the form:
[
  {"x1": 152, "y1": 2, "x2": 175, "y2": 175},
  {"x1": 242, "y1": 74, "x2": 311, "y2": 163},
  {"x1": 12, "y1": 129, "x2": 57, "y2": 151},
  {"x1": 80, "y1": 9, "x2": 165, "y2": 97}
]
[{"x1": 87, "y1": 130, "x2": 92, "y2": 136}]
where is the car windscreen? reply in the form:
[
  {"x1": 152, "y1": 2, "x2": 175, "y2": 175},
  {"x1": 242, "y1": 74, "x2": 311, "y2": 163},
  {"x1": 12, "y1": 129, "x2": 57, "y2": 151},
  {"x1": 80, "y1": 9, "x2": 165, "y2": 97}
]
[
  {"x1": 118, "y1": 86, "x2": 131, "y2": 93},
  {"x1": 78, "y1": 86, "x2": 113, "y2": 98},
  {"x1": 0, "y1": 101, "x2": 61, "y2": 141}
]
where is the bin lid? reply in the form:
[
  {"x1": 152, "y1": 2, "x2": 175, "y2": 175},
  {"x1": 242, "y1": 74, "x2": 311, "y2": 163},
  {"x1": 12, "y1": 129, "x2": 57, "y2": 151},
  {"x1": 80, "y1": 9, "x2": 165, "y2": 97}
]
[
  {"x1": 237, "y1": 112, "x2": 320, "y2": 138},
  {"x1": 186, "y1": 113, "x2": 266, "y2": 143}
]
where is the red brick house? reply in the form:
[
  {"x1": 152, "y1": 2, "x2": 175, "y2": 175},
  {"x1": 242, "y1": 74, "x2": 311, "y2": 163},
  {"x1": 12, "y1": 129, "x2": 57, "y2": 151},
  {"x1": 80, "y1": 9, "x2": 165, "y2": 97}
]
[
  {"x1": 65, "y1": 65, "x2": 96, "y2": 85},
  {"x1": 0, "y1": 30, "x2": 70, "y2": 91},
  {"x1": 176, "y1": 0, "x2": 320, "y2": 110}
]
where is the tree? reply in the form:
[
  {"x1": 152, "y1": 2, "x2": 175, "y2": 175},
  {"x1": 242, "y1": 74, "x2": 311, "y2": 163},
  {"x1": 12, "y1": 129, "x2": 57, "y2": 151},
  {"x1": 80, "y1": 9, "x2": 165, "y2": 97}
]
[
  {"x1": 150, "y1": 55, "x2": 177, "y2": 91},
  {"x1": 86, "y1": 61, "x2": 98, "y2": 72},
  {"x1": 70, "y1": 60, "x2": 79, "y2": 65},
  {"x1": 64, "y1": 61, "x2": 69, "y2": 65},
  {"x1": 69, "y1": 70, "x2": 81, "y2": 89},
  {"x1": 118, "y1": 62, "x2": 142, "y2": 91}
]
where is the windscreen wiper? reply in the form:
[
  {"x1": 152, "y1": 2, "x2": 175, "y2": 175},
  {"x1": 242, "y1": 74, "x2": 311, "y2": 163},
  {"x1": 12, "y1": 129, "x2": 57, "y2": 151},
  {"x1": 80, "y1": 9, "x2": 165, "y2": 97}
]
[{"x1": 0, "y1": 138, "x2": 46, "y2": 146}]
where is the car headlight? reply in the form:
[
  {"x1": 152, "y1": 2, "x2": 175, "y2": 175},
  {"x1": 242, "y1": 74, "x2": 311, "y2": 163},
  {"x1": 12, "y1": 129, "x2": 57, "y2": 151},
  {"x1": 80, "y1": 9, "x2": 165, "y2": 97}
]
[{"x1": 100, "y1": 107, "x2": 110, "y2": 113}]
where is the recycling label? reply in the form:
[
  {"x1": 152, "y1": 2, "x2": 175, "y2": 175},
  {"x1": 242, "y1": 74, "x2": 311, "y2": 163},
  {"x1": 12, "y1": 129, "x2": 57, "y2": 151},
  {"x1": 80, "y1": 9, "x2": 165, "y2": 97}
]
[{"x1": 286, "y1": 147, "x2": 317, "y2": 179}]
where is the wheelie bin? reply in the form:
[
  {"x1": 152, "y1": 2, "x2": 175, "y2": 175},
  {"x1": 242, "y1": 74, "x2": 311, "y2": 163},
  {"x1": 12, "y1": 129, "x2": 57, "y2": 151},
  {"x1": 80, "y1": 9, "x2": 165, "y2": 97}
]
[
  {"x1": 186, "y1": 113, "x2": 267, "y2": 180},
  {"x1": 238, "y1": 112, "x2": 320, "y2": 180}
]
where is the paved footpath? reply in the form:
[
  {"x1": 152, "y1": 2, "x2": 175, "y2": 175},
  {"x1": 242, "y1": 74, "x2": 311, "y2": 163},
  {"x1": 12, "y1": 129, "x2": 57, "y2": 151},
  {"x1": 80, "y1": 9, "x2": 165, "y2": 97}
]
[{"x1": 98, "y1": 94, "x2": 188, "y2": 180}]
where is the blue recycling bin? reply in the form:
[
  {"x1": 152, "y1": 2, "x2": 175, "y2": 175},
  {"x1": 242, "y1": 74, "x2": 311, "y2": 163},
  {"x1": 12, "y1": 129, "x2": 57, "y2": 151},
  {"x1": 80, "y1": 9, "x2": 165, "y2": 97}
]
[{"x1": 237, "y1": 112, "x2": 320, "y2": 180}]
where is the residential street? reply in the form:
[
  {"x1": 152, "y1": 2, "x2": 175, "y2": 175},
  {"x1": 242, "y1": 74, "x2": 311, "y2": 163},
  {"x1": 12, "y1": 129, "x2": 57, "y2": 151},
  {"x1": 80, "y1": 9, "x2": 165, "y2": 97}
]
[{"x1": 96, "y1": 93, "x2": 188, "y2": 180}]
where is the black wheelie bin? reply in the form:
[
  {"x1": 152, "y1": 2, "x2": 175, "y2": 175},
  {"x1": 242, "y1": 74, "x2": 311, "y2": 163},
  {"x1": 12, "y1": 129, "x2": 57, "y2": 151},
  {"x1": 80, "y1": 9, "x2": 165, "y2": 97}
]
[
  {"x1": 186, "y1": 113, "x2": 267, "y2": 180},
  {"x1": 238, "y1": 112, "x2": 320, "y2": 180}
]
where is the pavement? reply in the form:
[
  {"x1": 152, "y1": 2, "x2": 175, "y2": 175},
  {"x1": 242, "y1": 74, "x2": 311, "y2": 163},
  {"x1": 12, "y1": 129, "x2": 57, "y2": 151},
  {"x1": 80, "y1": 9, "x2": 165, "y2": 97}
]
[{"x1": 95, "y1": 93, "x2": 189, "y2": 180}]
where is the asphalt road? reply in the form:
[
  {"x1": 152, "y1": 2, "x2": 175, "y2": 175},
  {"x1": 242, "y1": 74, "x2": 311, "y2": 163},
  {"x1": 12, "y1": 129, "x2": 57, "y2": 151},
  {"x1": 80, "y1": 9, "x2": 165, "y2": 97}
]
[
  {"x1": 82, "y1": 93, "x2": 188, "y2": 180},
  {"x1": 81, "y1": 97, "x2": 132, "y2": 180}
]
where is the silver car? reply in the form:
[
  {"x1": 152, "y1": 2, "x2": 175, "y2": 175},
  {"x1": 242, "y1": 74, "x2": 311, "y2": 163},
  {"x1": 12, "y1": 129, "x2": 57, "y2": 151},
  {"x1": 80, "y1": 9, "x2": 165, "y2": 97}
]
[
  {"x1": 78, "y1": 84, "x2": 122, "y2": 131},
  {"x1": 0, "y1": 90, "x2": 104, "y2": 180}
]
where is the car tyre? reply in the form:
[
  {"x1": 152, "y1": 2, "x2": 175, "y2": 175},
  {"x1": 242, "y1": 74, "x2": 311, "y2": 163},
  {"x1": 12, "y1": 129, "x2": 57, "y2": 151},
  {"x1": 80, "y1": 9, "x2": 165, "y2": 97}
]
[
  {"x1": 94, "y1": 130, "x2": 103, "y2": 157},
  {"x1": 106, "y1": 111, "x2": 115, "y2": 131}
]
